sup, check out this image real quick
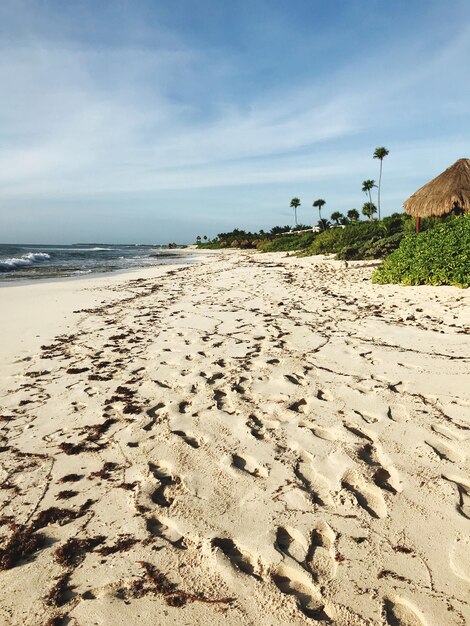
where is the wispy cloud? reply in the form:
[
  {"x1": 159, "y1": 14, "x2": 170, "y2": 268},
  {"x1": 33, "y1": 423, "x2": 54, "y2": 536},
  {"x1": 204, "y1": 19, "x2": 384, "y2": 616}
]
[{"x1": 0, "y1": 1, "x2": 470, "y2": 241}]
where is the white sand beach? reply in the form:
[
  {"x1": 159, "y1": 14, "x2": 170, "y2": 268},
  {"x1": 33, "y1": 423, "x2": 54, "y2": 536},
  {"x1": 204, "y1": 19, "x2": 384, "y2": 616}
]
[{"x1": 0, "y1": 251, "x2": 469, "y2": 626}]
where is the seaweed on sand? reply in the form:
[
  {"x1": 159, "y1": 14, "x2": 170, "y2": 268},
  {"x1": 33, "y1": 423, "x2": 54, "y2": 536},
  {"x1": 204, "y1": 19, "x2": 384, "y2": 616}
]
[
  {"x1": 116, "y1": 561, "x2": 235, "y2": 609},
  {"x1": 55, "y1": 535, "x2": 106, "y2": 567}
]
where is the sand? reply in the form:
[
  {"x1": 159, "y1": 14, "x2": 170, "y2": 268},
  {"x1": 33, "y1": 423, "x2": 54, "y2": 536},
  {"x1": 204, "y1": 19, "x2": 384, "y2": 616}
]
[{"x1": 0, "y1": 251, "x2": 469, "y2": 626}]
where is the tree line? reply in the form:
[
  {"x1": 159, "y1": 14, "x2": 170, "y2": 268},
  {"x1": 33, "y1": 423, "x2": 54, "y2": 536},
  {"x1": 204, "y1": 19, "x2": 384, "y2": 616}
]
[{"x1": 290, "y1": 146, "x2": 389, "y2": 230}]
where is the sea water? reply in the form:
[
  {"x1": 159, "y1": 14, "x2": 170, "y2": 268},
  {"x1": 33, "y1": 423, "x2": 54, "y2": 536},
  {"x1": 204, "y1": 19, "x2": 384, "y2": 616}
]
[{"x1": 0, "y1": 243, "x2": 195, "y2": 281}]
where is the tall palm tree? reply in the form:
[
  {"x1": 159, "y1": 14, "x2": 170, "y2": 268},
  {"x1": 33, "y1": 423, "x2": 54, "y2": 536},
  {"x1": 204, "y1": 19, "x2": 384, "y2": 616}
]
[
  {"x1": 373, "y1": 147, "x2": 389, "y2": 219},
  {"x1": 330, "y1": 211, "x2": 343, "y2": 225},
  {"x1": 290, "y1": 197, "x2": 301, "y2": 226},
  {"x1": 313, "y1": 199, "x2": 326, "y2": 222},
  {"x1": 362, "y1": 179, "x2": 376, "y2": 206},
  {"x1": 347, "y1": 208, "x2": 360, "y2": 221},
  {"x1": 362, "y1": 202, "x2": 377, "y2": 220}
]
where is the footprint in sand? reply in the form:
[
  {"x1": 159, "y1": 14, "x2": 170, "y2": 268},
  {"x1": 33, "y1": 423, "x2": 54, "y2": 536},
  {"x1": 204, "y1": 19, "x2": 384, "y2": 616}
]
[
  {"x1": 442, "y1": 473, "x2": 470, "y2": 519},
  {"x1": 309, "y1": 425, "x2": 340, "y2": 442},
  {"x1": 271, "y1": 564, "x2": 328, "y2": 619},
  {"x1": 360, "y1": 443, "x2": 403, "y2": 494},
  {"x1": 425, "y1": 438, "x2": 464, "y2": 464},
  {"x1": 146, "y1": 516, "x2": 185, "y2": 548},
  {"x1": 306, "y1": 521, "x2": 338, "y2": 584},
  {"x1": 232, "y1": 454, "x2": 269, "y2": 478},
  {"x1": 384, "y1": 596, "x2": 428, "y2": 626},
  {"x1": 171, "y1": 430, "x2": 200, "y2": 449},
  {"x1": 148, "y1": 462, "x2": 180, "y2": 508},
  {"x1": 247, "y1": 414, "x2": 265, "y2": 440},
  {"x1": 275, "y1": 526, "x2": 309, "y2": 563},
  {"x1": 212, "y1": 537, "x2": 260, "y2": 578},
  {"x1": 342, "y1": 469, "x2": 387, "y2": 518},
  {"x1": 295, "y1": 456, "x2": 334, "y2": 507},
  {"x1": 276, "y1": 520, "x2": 338, "y2": 584},
  {"x1": 343, "y1": 420, "x2": 377, "y2": 443}
]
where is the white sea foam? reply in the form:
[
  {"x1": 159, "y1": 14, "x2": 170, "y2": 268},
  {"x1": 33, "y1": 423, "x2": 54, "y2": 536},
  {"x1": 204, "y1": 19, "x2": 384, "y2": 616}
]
[{"x1": 0, "y1": 252, "x2": 51, "y2": 271}]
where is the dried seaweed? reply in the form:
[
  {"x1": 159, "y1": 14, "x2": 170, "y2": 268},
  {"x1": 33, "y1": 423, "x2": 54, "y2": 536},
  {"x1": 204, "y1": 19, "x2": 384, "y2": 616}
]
[
  {"x1": 32, "y1": 499, "x2": 94, "y2": 531},
  {"x1": 0, "y1": 524, "x2": 45, "y2": 570},
  {"x1": 55, "y1": 535, "x2": 106, "y2": 567},
  {"x1": 97, "y1": 535, "x2": 138, "y2": 556},
  {"x1": 82, "y1": 418, "x2": 117, "y2": 442},
  {"x1": 43, "y1": 615, "x2": 67, "y2": 626},
  {"x1": 57, "y1": 491, "x2": 79, "y2": 500},
  {"x1": 66, "y1": 367, "x2": 90, "y2": 374},
  {"x1": 114, "y1": 562, "x2": 234, "y2": 608},
  {"x1": 45, "y1": 572, "x2": 74, "y2": 607},
  {"x1": 58, "y1": 474, "x2": 83, "y2": 484},
  {"x1": 89, "y1": 462, "x2": 120, "y2": 480}
]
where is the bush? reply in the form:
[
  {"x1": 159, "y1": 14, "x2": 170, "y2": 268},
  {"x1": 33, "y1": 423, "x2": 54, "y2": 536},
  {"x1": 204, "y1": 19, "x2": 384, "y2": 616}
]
[
  {"x1": 260, "y1": 231, "x2": 316, "y2": 252},
  {"x1": 304, "y1": 220, "x2": 386, "y2": 257},
  {"x1": 372, "y1": 214, "x2": 470, "y2": 287},
  {"x1": 360, "y1": 232, "x2": 405, "y2": 259}
]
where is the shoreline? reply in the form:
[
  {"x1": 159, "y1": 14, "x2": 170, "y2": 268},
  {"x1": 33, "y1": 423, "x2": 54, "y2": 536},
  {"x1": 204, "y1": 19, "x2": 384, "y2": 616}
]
[
  {"x1": 0, "y1": 247, "x2": 211, "y2": 288},
  {"x1": 0, "y1": 250, "x2": 469, "y2": 625}
]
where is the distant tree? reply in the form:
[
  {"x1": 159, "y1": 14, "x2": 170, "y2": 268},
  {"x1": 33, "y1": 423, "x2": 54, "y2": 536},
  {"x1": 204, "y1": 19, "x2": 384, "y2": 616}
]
[
  {"x1": 362, "y1": 202, "x2": 378, "y2": 220},
  {"x1": 373, "y1": 147, "x2": 389, "y2": 219},
  {"x1": 362, "y1": 179, "x2": 376, "y2": 206},
  {"x1": 313, "y1": 199, "x2": 326, "y2": 221},
  {"x1": 330, "y1": 211, "x2": 343, "y2": 225},
  {"x1": 203, "y1": 235, "x2": 208, "y2": 241},
  {"x1": 347, "y1": 208, "x2": 360, "y2": 221},
  {"x1": 270, "y1": 225, "x2": 292, "y2": 235},
  {"x1": 290, "y1": 197, "x2": 301, "y2": 226},
  {"x1": 339, "y1": 216, "x2": 350, "y2": 225},
  {"x1": 317, "y1": 218, "x2": 331, "y2": 231},
  {"x1": 196, "y1": 235, "x2": 201, "y2": 243}
]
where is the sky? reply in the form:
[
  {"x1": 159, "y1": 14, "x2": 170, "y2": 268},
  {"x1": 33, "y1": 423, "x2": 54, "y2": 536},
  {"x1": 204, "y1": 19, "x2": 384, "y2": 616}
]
[{"x1": 1, "y1": 0, "x2": 470, "y2": 244}]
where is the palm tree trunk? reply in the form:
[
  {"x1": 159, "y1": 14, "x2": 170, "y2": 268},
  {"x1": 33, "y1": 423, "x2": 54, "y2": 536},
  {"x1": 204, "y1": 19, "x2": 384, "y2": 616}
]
[
  {"x1": 377, "y1": 160, "x2": 383, "y2": 220},
  {"x1": 294, "y1": 207, "x2": 298, "y2": 226}
]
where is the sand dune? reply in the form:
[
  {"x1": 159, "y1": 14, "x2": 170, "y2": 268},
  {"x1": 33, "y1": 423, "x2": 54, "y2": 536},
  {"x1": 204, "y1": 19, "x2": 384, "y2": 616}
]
[{"x1": 0, "y1": 251, "x2": 469, "y2": 625}]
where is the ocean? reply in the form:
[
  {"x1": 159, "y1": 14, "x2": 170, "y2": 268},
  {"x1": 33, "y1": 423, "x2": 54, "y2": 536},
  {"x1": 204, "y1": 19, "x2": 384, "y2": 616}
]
[{"x1": 0, "y1": 243, "x2": 196, "y2": 281}]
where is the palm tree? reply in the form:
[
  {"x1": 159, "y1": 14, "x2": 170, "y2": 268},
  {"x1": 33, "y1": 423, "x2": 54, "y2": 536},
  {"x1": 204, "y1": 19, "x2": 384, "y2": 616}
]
[
  {"x1": 362, "y1": 202, "x2": 377, "y2": 220},
  {"x1": 373, "y1": 147, "x2": 389, "y2": 219},
  {"x1": 362, "y1": 179, "x2": 376, "y2": 206},
  {"x1": 330, "y1": 211, "x2": 343, "y2": 225},
  {"x1": 313, "y1": 199, "x2": 326, "y2": 222},
  {"x1": 290, "y1": 197, "x2": 301, "y2": 226},
  {"x1": 317, "y1": 218, "x2": 331, "y2": 231},
  {"x1": 347, "y1": 208, "x2": 360, "y2": 221}
]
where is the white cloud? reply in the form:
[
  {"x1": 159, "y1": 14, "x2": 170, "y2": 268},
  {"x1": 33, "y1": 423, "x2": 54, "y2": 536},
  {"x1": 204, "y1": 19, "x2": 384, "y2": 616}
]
[{"x1": 0, "y1": 12, "x2": 469, "y2": 205}]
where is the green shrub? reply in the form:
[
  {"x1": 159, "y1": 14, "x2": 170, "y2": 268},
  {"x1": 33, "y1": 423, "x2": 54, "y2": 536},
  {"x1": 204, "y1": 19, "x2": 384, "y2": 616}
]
[
  {"x1": 372, "y1": 214, "x2": 470, "y2": 287},
  {"x1": 360, "y1": 232, "x2": 405, "y2": 259},
  {"x1": 305, "y1": 221, "x2": 387, "y2": 257},
  {"x1": 260, "y1": 231, "x2": 316, "y2": 252},
  {"x1": 336, "y1": 245, "x2": 360, "y2": 260}
]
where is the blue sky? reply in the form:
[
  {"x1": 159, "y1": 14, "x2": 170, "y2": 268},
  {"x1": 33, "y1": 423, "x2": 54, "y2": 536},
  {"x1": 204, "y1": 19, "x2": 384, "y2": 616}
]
[{"x1": 1, "y1": 0, "x2": 469, "y2": 243}]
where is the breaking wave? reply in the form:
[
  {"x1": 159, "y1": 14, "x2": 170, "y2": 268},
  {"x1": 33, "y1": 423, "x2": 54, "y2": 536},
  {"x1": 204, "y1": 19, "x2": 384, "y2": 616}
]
[{"x1": 0, "y1": 252, "x2": 51, "y2": 272}]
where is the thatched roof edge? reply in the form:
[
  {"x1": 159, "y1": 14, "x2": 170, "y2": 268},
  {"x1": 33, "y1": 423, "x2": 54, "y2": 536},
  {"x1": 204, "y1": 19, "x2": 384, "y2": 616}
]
[{"x1": 403, "y1": 158, "x2": 470, "y2": 218}]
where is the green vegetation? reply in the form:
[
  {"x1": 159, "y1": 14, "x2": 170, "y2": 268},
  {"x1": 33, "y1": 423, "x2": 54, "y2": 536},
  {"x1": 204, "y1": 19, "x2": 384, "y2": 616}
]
[
  {"x1": 258, "y1": 230, "x2": 316, "y2": 252},
  {"x1": 373, "y1": 146, "x2": 389, "y2": 219},
  {"x1": 362, "y1": 179, "x2": 376, "y2": 205},
  {"x1": 362, "y1": 202, "x2": 377, "y2": 220},
  {"x1": 372, "y1": 214, "x2": 470, "y2": 287},
  {"x1": 290, "y1": 198, "x2": 301, "y2": 226},
  {"x1": 313, "y1": 199, "x2": 326, "y2": 221}
]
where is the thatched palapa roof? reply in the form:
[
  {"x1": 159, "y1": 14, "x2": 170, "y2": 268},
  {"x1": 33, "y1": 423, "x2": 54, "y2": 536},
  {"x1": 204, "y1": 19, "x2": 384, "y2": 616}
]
[{"x1": 404, "y1": 158, "x2": 470, "y2": 218}]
